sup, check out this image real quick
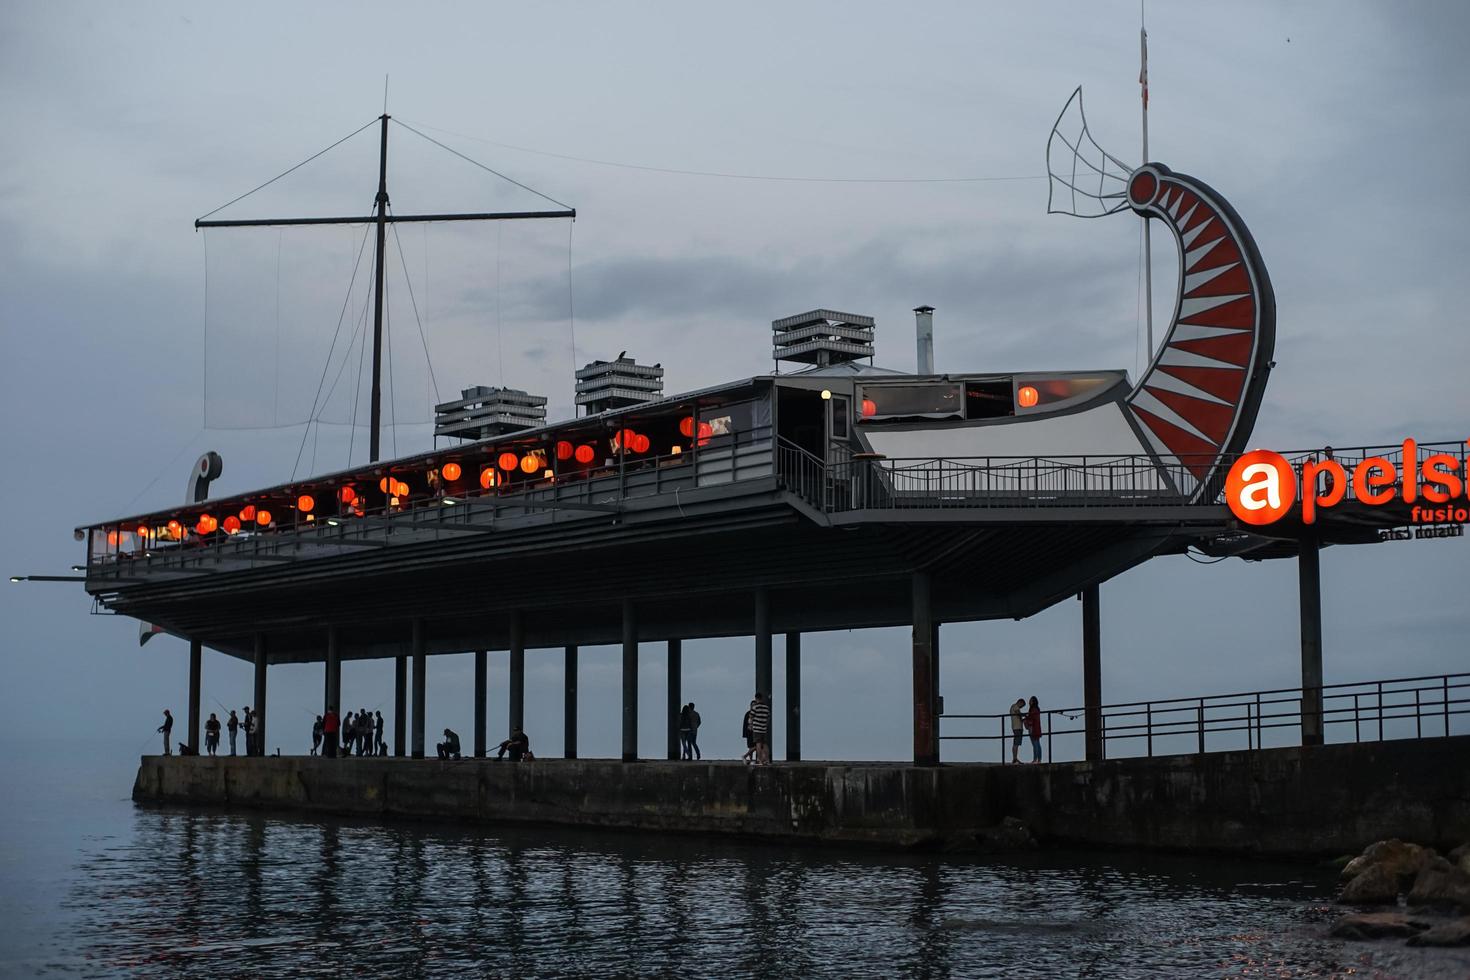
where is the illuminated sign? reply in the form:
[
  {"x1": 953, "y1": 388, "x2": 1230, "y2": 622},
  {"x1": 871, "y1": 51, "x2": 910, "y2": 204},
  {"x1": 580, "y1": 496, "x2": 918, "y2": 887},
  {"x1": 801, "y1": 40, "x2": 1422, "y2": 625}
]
[{"x1": 1224, "y1": 440, "x2": 1469, "y2": 525}]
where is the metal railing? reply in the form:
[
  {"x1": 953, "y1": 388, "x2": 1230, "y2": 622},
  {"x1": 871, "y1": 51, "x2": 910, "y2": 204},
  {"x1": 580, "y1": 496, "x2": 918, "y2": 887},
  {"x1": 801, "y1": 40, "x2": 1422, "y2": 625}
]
[
  {"x1": 940, "y1": 672, "x2": 1470, "y2": 764},
  {"x1": 773, "y1": 440, "x2": 1466, "y2": 514}
]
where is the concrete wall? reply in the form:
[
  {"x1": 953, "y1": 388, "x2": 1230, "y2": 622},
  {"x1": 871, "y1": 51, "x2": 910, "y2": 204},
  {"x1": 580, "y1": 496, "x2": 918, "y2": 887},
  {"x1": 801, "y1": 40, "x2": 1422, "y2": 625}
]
[{"x1": 134, "y1": 736, "x2": 1470, "y2": 856}]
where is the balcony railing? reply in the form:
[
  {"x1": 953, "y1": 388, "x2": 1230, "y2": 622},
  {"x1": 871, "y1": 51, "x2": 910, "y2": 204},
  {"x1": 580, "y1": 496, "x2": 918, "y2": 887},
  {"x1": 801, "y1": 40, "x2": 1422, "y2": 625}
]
[{"x1": 940, "y1": 672, "x2": 1470, "y2": 764}]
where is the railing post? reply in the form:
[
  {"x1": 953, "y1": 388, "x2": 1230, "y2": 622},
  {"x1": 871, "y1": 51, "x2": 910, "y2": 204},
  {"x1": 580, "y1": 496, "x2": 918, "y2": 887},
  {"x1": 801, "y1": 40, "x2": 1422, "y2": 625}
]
[
  {"x1": 1146, "y1": 703, "x2": 1152, "y2": 758},
  {"x1": 1246, "y1": 701, "x2": 1253, "y2": 751},
  {"x1": 1415, "y1": 687, "x2": 1422, "y2": 739},
  {"x1": 1446, "y1": 675, "x2": 1452, "y2": 737},
  {"x1": 1196, "y1": 699, "x2": 1205, "y2": 755},
  {"x1": 1377, "y1": 680, "x2": 1384, "y2": 742},
  {"x1": 1046, "y1": 710, "x2": 1052, "y2": 764},
  {"x1": 1353, "y1": 693, "x2": 1360, "y2": 743}
]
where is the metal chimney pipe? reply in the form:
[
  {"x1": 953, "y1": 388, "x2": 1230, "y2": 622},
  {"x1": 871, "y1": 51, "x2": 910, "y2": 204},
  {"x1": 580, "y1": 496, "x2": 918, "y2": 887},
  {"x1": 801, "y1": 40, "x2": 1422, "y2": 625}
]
[{"x1": 914, "y1": 306, "x2": 935, "y2": 374}]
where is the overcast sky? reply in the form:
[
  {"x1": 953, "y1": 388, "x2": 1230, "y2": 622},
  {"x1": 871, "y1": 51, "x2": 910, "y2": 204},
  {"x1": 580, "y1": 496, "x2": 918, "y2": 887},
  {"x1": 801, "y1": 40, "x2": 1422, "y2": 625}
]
[{"x1": 1, "y1": 1, "x2": 1466, "y2": 766}]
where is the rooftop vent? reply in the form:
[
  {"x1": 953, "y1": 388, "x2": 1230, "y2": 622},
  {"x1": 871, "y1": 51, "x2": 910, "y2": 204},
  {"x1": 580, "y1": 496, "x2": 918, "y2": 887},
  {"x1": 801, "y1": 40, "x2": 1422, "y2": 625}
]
[
  {"x1": 772, "y1": 309, "x2": 875, "y2": 367},
  {"x1": 434, "y1": 385, "x2": 548, "y2": 442},
  {"x1": 574, "y1": 353, "x2": 664, "y2": 416}
]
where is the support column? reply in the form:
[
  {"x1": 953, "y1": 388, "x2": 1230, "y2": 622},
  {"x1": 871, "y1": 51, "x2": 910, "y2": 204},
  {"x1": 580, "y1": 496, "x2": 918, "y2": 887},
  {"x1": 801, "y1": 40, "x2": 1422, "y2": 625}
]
[
  {"x1": 1082, "y1": 584, "x2": 1103, "y2": 762},
  {"x1": 508, "y1": 612, "x2": 525, "y2": 735},
  {"x1": 252, "y1": 634, "x2": 268, "y2": 757},
  {"x1": 411, "y1": 620, "x2": 426, "y2": 759},
  {"x1": 785, "y1": 632, "x2": 801, "y2": 761},
  {"x1": 473, "y1": 650, "x2": 487, "y2": 758},
  {"x1": 564, "y1": 645, "x2": 578, "y2": 759},
  {"x1": 912, "y1": 572, "x2": 937, "y2": 766},
  {"x1": 325, "y1": 626, "x2": 342, "y2": 717},
  {"x1": 932, "y1": 621, "x2": 942, "y2": 729},
  {"x1": 393, "y1": 654, "x2": 407, "y2": 756},
  {"x1": 1299, "y1": 535, "x2": 1324, "y2": 747},
  {"x1": 666, "y1": 639, "x2": 682, "y2": 760},
  {"x1": 754, "y1": 587, "x2": 772, "y2": 697},
  {"x1": 187, "y1": 638, "x2": 202, "y2": 755},
  {"x1": 622, "y1": 600, "x2": 638, "y2": 762}
]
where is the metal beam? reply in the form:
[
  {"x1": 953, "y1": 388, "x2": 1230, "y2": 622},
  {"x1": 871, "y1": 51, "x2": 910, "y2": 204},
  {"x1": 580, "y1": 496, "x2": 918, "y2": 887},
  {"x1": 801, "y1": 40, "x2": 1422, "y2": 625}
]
[
  {"x1": 187, "y1": 638, "x2": 201, "y2": 754},
  {"x1": 754, "y1": 587, "x2": 772, "y2": 698},
  {"x1": 195, "y1": 209, "x2": 576, "y2": 229},
  {"x1": 1299, "y1": 535, "x2": 1324, "y2": 747},
  {"x1": 1083, "y1": 585, "x2": 1103, "y2": 762},
  {"x1": 666, "y1": 639, "x2": 682, "y2": 760},
  {"x1": 325, "y1": 626, "x2": 342, "y2": 720},
  {"x1": 785, "y1": 632, "x2": 801, "y2": 761},
  {"x1": 509, "y1": 612, "x2": 525, "y2": 735},
  {"x1": 564, "y1": 645, "x2": 578, "y2": 759},
  {"x1": 912, "y1": 572, "x2": 937, "y2": 766},
  {"x1": 473, "y1": 649, "x2": 487, "y2": 758},
  {"x1": 622, "y1": 600, "x2": 638, "y2": 762},
  {"x1": 252, "y1": 634, "x2": 267, "y2": 756},
  {"x1": 394, "y1": 654, "x2": 407, "y2": 756},
  {"x1": 411, "y1": 619, "x2": 426, "y2": 758}
]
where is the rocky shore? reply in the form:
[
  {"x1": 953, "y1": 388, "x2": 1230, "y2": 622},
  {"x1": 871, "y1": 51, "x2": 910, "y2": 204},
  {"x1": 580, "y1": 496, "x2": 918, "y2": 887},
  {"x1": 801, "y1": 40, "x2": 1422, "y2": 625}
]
[{"x1": 1330, "y1": 839, "x2": 1470, "y2": 948}]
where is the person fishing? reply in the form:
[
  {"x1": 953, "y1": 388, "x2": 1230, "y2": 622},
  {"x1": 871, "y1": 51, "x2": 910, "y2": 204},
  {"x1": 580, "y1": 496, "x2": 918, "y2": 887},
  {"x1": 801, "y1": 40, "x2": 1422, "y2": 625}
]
[
  {"x1": 157, "y1": 709, "x2": 173, "y2": 755},
  {"x1": 436, "y1": 728, "x2": 461, "y2": 760},
  {"x1": 496, "y1": 728, "x2": 530, "y2": 761},
  {"x1": 227, "y1": 710, "x2": 240, "y2": 756},
  {"x1": 322, "y1": 705, "x2": 339, "y2": 758}
]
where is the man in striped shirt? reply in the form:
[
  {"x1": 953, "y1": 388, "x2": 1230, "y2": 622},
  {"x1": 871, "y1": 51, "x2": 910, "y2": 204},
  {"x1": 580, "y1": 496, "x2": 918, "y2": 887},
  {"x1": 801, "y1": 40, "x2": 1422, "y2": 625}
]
[{"x1": 749, "y1": 692, "x2": 772, "y2": 766}]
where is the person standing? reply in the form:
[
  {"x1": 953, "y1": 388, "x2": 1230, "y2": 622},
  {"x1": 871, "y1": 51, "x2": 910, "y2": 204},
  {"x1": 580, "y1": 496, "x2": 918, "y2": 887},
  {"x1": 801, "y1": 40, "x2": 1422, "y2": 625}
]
[
  {"x1": 243, "y1": 707, "x2": 257, "y2": 757},
  {"x1": 1009, "y1": 698, "x2": 1026, "y2": 764},
  {"x1": 360, "y1": 709, "x2": 371, "y2": 755},
  {"x1": 227, "y1": 710, "x2": 240, "y2": 756},
  {"x1": 204, "y1": 713, "x2": 221, "y2": 756},
  {"x1": 680, "y1": 702, "x2": 702, "y2": 761},
  {"x1": 741, "y1": 700, "x2": 757, "y2": 764},
  {"x1": 342, "y1": 711, "x2": 355, "y2": 757},
  {"x1": 1025, "y1": 696, "x2": 1044, "y2": 764},
  {"x1": 322, "y1": 705, "x2": 340, "y2": 758},
  {"x1": 311, "y1": 716, "x2": 323, "y2": 756},
  {"x1": 157, "y1": 709, "x2": 174, "y2": 755},
  {"x1": 374, "y1": 710, "x2": 385, "y2": 756},
  {"x1": 749, "y1": 692, "x2": 772, "y2": 766}
]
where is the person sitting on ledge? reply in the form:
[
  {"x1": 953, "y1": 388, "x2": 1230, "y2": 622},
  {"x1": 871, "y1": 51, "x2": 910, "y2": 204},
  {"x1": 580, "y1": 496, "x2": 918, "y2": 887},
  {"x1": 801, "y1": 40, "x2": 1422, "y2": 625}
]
[
  {"x1": 437, "y1": 728, "x2": 462, "y2": 760},
  {"x1": 496, "y1": 728, "x2": 530, "y2": 761}
]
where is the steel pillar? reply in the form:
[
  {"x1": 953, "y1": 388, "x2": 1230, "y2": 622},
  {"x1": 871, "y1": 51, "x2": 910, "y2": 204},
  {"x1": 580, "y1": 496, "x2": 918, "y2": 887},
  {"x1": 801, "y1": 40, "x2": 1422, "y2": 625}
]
[
  {"x1": 393, "y1": 654, "x2": 407, "y2": 756},
  {"x1": 785, "y1": 631, "x2": 801, "y2": 761},
  {"x1": 564, "y1": 645, "x2": 578, "y2": 759},
  {"x1": 754, "y1": 587, "x2": 772, "y2": 697},
  {"x1": 667, "y1": 639, "x2": 682, "y2": 760},
  {"x1": 473, "y1": 649, "x2": 487, "y2": 758},
  {"x1": 622, "y1": 599, "x2": 638, "y2": 762},
  {"x1": 1082, "y1": 584, "x2": 1103, "y2": 762},
  {"x1": 912, "y1": 572, "x2": 937, "y2": 766},
  {"x1": 932, "y1": 621, "x2": 941, "y2": 727},
  {"x1": 509, "y1": 612, "x2": 525, "y2": 735},
  {"x1": 187, "y1": 638, "x2": 201, "y2": 754},
  {"x1": 1299, "y1": 535, "x2": 1324, "y2": 747},
  {"x1": 411, "y1": 620, "x2": 426, "y2": 759},
  {"x1": 325, "y1": 626, "x2": 342, "y2": 717},
  {"x1": 252, "y1": 634, "x2": 267, "y2": 756}
]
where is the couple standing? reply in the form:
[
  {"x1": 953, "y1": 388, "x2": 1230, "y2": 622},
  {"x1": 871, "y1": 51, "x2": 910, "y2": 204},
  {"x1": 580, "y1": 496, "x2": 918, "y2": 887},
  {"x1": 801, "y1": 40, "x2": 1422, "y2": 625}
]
[{"x1": 1009, "y1": 696, "x2": 1043, "y2": 764}]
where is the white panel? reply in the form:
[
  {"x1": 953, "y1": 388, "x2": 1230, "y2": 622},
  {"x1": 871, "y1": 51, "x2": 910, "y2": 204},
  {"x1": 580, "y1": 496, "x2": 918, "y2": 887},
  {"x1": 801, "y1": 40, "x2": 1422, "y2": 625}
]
[{"x1": 863, "y1": 402, "x2": 1148, "y2": 460}]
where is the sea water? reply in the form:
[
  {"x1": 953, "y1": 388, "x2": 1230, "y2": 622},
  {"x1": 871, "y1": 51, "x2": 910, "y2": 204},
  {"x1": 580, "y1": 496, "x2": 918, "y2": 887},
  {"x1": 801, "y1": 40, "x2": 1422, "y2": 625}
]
[{"x1": 1, "y1": 743, "x2": 1465, "y2": 978}]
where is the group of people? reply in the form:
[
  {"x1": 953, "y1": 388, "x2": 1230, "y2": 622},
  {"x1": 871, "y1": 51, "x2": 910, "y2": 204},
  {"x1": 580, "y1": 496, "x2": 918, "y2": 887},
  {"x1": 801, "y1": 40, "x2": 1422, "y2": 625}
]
[
  {"x1": 1009, "y1": 696, "x2": 1045, "y2": 763},
  {"x1": 158, "y1": 707, "x2": 261, "y2": 756},
  {"x1": 740, "y1": 692, "x2": 772, "y2": 765},
  {"x1": 316, "y1": 706, "x2": 383, "y2": 758},
  {"x1": 436, "y1": 726, "x2": 532, "y2": 761}
]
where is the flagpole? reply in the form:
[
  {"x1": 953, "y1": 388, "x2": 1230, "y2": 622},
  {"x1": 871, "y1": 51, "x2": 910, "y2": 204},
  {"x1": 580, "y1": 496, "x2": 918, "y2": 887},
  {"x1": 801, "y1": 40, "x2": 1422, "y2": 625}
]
[{"x1": 1141, "y1": 17, "x2": 1154, "y2": 358}]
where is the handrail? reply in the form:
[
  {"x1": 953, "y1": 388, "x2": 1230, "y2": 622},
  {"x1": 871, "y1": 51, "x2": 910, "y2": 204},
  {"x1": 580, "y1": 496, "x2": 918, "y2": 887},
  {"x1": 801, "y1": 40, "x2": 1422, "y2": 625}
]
[{"x1": 941, "y1": 671, "x2": 1470, "y2": 763}]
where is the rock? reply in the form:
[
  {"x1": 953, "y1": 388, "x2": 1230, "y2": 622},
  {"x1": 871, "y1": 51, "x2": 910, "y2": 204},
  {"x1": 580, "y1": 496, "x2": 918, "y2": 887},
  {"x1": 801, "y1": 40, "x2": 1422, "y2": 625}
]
[
  {"x1": 1328, "y1": 911, "x2": 1431, "y2": 940},
  {"x1": 1406, "y1": 916, "x2": 1470, "y2": 947},
  {"x1": 973, "y1": 816, "x2": 1037, "y2": 852},
  {"x1": 1339, "y1": 863, "x2": 1401, "y2": 904},
  {"x1": 1407, "y1": 863, "x2": 1470, "y2": 913},
  {"x1": 1340, "y1": 839, "x2": 1436, "y2": 887},
  {"x1": 1450, "y1": 843, "x2": 1470, "y2": 876}
]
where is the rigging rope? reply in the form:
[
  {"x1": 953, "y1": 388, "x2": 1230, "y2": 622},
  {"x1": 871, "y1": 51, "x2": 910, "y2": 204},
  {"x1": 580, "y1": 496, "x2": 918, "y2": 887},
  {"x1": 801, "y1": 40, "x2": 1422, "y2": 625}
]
[
  {"x1": 386, "y1": 275, "x2": 397, "y2": 458},
  {"x1": 399, "y1": 116, "x2": 1048, "y2": 185},
  {"x1": 293, "y1": 219, "x2": 375, "y2": 480},
  {"x1": 496, "y1": 224, "x2": 504, "y2": 386},
  {"x1": 388, "y1": 209, "x2": 442, "y2": 408},
  {"x1": 567, "y1": 219, "x2": 578, "y2": 391},
  {"x1": 201, "y1": 230, "x2": 209, "y2": 430},
  {"x1": 195, "y1": 117, "x2": 380, "y2": 223},
  {"x1": 390, "y1": 119, "x2": 576, "y2": 210},
  {"x1": 347, "y1": 267, "x2": 371, "y2": 466}
]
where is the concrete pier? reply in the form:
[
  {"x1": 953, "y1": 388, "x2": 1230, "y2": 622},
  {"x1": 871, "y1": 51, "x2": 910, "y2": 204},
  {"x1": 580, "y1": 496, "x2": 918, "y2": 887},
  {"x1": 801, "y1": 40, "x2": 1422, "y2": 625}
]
[{"x1": 132, "y1": 735, "x2": 1470, "y2": 857}]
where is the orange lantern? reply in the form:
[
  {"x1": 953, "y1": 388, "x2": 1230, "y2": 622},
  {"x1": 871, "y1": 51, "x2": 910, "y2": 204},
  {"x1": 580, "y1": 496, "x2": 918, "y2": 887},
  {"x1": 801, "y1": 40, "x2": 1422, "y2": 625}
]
[
  {"x1": 498, "y1": 452, "x2": 518, "y2": 472},
  {"x1": 394, "y1": 480, "x2": 410, "y2": 498},
  {"x1": 379, "y1": 477, "x2": 391, "y2": 493},
  {"x1": 297, "y1": 494, "x2": 315, "y2": 513},
  {"x1": 239, "y1": 504, "x2": 256, "y2": 522},
  {"x1": 697, "y1": 421, "x2": 713, "y2": 445},
  {"x1": 106, "y1": 530, "x2": 121, "y2": 547},
  {"x1": 1017, "y1": 385, "x2": 1039, "y2": 409},
  {"x1": 860, "y1": 398, "x2": 877, "y2": 418},
  {"x1": 256, "y1": 509, "x2": 273, "y2": 526},
  {"x1": 222, "y1": 515, "x2": 241, "y2": 534},
  {"x1": 633, "y1": 434, "x2": 650, "y2": 453},
  {"x1": 166, "y1": 519, "x2": 181, "y2": 534},
  {"x1": 442, "y1": 462, "x2": 462, "y2": 482},
  {"x1": 520, "y1": 453, "x2": 541, "y2": 474},
  {"x1": 479, "y1": 468, "x2": 498, "y2": 489},
  {"x1": 555, "y1": 441, "x2": 573, "y2": 461},
  {"x1": 196, "y1": 515, "x2": 218, "y2": 534},
  {"x1": 338, "y1": 486, "x2": 357, "y2": 505},
  {"x1": 136, "y1": 524, "x2": 149, "y2": 538},
  {"x1": 574, "y1": 444, "x2": 595, "y2": 465},
  {"x1": 679, "y1": 416, "x2": 695, "y2": 438}
]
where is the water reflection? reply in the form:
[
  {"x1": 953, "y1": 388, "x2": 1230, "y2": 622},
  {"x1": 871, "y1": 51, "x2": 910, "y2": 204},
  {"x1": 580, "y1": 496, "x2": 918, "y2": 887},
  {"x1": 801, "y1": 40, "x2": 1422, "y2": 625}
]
[{"x1": 62, "y1": 808, "x2": 1470, "y2": 978}]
